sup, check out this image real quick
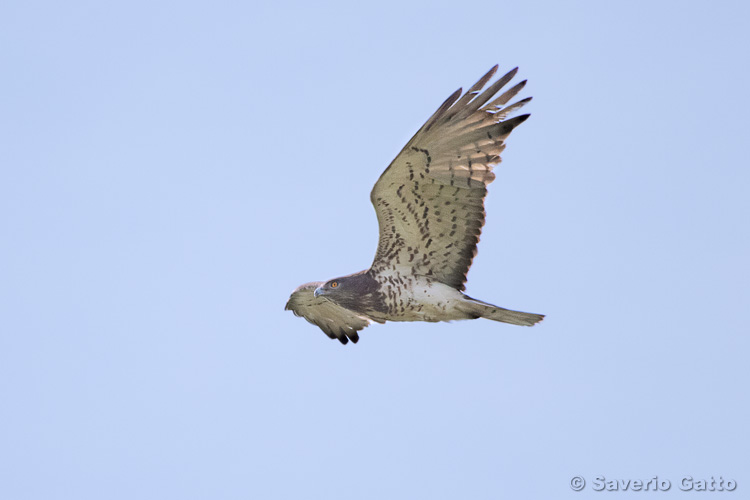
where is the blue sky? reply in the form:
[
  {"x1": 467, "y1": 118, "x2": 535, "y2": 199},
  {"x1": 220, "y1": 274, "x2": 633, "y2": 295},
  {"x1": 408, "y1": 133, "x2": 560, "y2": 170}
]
[{"x1": 1, "y1": 1, "x2": 748, "y2": 498}]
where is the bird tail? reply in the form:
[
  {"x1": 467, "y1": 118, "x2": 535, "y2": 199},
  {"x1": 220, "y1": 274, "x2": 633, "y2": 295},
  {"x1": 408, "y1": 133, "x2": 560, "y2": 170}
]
[{"x1": 462, "y1": 297, "x2": 544, "y2": 326}]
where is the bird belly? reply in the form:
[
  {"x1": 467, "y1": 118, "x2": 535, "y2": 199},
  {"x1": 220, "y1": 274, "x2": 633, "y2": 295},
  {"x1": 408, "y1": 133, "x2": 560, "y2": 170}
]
[{"x1": 377, "y1": 276, "x2": 470, "y2": 322}]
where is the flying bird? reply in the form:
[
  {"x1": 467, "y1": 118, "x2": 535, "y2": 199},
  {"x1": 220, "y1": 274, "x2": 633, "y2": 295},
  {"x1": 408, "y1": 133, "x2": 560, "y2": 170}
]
[{"x1": 285, "y1": 65, "x2": 544, "y2": 344}]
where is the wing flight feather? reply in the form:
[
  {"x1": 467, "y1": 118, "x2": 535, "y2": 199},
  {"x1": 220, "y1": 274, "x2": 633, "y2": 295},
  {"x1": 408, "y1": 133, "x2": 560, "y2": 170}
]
[
  {"x1": 284, "y1": 282, "x2": 381, "y2": 344},
  {"x1": 369, "y1": 66, "x2": 531, "y2": 290}
]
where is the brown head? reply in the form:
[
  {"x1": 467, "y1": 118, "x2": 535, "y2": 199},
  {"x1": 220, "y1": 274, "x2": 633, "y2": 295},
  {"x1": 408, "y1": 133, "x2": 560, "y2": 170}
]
[{"x1": 313, "y1": 270, "x2": 386, "y2": 315}]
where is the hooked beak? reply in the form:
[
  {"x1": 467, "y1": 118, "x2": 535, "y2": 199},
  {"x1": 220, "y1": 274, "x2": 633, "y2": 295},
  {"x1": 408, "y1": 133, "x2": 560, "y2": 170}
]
[{"x1": 313, "y1": 286, "x2": 324, "y2": 298}]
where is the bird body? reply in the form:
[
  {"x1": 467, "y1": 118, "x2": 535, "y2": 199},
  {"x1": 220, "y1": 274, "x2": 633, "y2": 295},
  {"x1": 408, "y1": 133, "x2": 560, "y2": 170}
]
[
  {"x1": 319, "y1": 270, "x2": 474, "y2": 323},
  {"x1": 285, "y1": 65, "x2": 544, "y2": 344}
]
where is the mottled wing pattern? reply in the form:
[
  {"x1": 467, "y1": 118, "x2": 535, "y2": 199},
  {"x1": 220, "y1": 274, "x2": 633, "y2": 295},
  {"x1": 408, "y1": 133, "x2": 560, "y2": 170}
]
[
  {"x1": 370, "y1": 66, "x2": 531, "y2": 290},
  {"x1": 284, "y1": 282, "x2": 380, "y2": 344}
]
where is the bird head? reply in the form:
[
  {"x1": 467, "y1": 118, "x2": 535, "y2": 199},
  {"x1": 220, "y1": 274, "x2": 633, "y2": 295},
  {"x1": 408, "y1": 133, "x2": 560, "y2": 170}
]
[{"x1": 314, "y1": 279, "x2": 342, "y2": 298}]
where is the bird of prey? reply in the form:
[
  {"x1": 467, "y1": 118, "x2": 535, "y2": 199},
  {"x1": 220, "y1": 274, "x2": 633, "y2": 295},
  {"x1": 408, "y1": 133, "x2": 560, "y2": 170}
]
[{"x1": 285, "y1": 65, "x2": 544, "y2": 344}]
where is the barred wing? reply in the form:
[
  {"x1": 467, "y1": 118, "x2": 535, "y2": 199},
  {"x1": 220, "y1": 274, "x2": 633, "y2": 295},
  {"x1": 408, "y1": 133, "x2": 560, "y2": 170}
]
[
  {"x1": 369, "y1": 65, "x2": 531, "y2": 290},
  {"x1": 284, "y1": 282, "x2": 381, "y2": 344}
]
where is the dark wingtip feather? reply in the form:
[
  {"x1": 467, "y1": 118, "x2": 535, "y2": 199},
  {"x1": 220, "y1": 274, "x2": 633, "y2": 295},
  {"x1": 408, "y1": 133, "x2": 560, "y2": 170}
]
[
  {"x1": 337, "y1": 336, "x2": 349, "y2": 345},
  {"x1": 490, "y1": 113, "x2": 531, "y2": 139},
  {"x1": 420, "y1": 88, "x2": 462, "y2": 134},
  {"x1": 473, "y1": 65, "x2": 499, "y2": 90}
]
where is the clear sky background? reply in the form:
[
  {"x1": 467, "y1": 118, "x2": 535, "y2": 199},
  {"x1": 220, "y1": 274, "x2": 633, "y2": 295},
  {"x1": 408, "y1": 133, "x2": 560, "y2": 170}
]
[{"x1": 1, "y1": 1, "x2": 748, "y2": 499}]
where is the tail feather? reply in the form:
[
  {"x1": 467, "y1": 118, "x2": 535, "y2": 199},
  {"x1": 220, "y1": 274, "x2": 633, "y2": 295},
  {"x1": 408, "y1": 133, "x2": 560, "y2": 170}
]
[{"x1": 463, "y1": 297, "x2": 544, "y2": 326}]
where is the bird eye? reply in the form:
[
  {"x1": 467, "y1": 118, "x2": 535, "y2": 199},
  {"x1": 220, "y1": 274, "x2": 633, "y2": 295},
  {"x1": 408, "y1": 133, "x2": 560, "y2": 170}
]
[{"x1": 330, "y1": 281, "x2": 338, "y2": 288}]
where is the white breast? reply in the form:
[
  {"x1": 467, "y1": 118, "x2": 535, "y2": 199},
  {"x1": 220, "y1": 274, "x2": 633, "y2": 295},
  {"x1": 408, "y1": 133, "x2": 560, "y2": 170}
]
[{"x1": 376, "y1": 271, "x2": 469, "y2": 322}]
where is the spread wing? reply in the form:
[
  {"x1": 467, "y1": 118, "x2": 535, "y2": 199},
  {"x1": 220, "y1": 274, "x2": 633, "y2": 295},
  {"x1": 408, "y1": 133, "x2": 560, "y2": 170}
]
[
  {"x1": 284, "y1": 282, "x2": 381, "y2": 344},
  {"x1": 369, "y1": 65, "x2": 531, "y2": 290}
]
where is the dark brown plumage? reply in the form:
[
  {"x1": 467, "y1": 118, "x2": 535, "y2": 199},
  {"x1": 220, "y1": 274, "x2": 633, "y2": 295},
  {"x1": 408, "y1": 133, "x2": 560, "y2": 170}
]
[{"x1": 285, "y1": 65, "x2": 544, "y2": 344}]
